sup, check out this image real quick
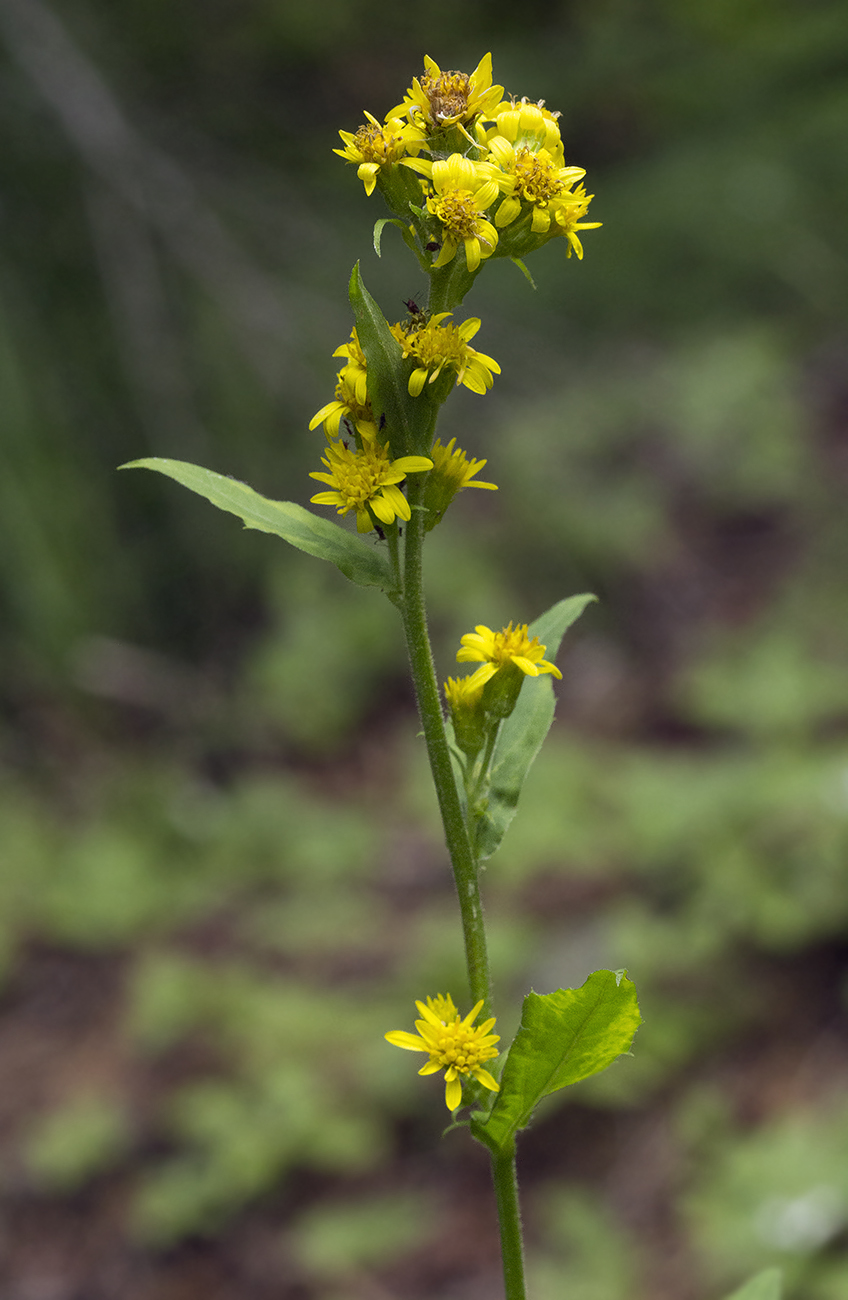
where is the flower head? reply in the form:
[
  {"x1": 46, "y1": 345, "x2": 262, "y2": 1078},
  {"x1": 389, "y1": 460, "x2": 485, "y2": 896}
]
[
  {"x1": 391, "y1": 313, "x2": 500, "y2": 397},
  {"x1": 444, "y1": 672, "x2": 487, "y2": 756},
  {"x1": 388, "y1": 53, "x2": 503, "y2": 131},
  {"x1": 334, "y1": 112, "x2": 426, "y2": 195},
  {"x1": 404, "y1": 154, "x2": 500, "y2": 271},
  {"x1": 423, "y1": 437, "x2": 497, "y2": 530},
  {"x1": 310, "y1": 437, "x2": 432, "y2": 533},
  {"x1": 309, "y1": 369, "x2": 377, "y2": 441},
  {"x1": 549, "y1": 184, "x2": 602, "y2": 259},
  {"x1": 385, "y1": 994, "x2": 500, "y2": 1111},
  {"x1": 457, "y1": 621, "x2": 563, "y2": 690},
  {"x1": 308, "y1": 328, "x2": 376, "y2": 440}
]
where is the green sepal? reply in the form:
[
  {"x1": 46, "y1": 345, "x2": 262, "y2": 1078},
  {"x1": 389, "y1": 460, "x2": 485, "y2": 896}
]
[
  {"x1": 470, "y1": 971, "x2": 641, "y2": 1155},
  {"x1": 472, "y1": 594, "x2": 596, "y2": 860},
  {"x1": 722, "y1": 1269, "x2": 783, "y2": 1300},
  {"x1": 348, "y1": 263, "x2": 435, "y2": 458},
  {"x1": 120, "y1": 458, "x2": 398, "y2": 597}
]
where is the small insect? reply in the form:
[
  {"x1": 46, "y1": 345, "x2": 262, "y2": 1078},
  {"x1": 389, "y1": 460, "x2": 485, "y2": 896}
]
[
  {"x1": 403, "y1": 296, "x2": 424, "y2": 317},
  {"x1": 424, "y1": 240, "x2": 441, "y2": 253}
]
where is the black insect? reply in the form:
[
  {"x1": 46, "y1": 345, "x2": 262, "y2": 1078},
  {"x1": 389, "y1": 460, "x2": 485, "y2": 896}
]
[
  {"x1": 425, "y1": 240, "x2": 441, "y2": 253},
  {"x1": 403, "y1": 296, "x2": 424, "y2": 317}
]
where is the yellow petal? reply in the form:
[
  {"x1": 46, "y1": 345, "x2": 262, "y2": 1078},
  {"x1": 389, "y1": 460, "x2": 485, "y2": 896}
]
[
  {"x1": 472, "y1": 1068, "x2": 500, "y2": 1092},
  {"x1": 385, "y1": 1030, "x2": 428, "y2": 1051},
  {"x1": 445, "y1": 1076, "x2": 463, "y2": 1111}
]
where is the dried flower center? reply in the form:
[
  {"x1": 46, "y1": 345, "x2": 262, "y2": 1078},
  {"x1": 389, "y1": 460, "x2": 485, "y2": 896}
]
[
  {"x1": 352, "y1": 121, "x2": 404, "y2": 164},
  {"x1": 421, "y1": 70, "x2": 471, "y2": 122}
]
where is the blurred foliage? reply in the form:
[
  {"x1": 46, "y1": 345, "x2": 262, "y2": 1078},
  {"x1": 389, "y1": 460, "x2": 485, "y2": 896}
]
[{"x1": 1, "y1": 0, "x2": 848, "y2": 1297}]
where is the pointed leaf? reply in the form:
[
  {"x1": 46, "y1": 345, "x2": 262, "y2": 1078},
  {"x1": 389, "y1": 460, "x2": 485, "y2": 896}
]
[
  {"x1": 722, "y1": 1269, "x2": 783, "y2": 1300},
  {"x1": 348, "y1": 263, "x2": 433, "y2": 458},
  {"x1": 121, "y1": 458, "x2": 396, "y2": 593},
  {"x1": 473, "y1": 594, "x2": 596, "y2": 859},
  {"x1": 373, "y1": 217, "x2": 425, "y2": 265},
  {"x1": 472, "y1": 971, "x2": 641, "y2": 1154}
]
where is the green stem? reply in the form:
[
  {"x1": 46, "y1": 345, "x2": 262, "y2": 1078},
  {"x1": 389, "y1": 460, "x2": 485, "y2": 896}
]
[
  {"x1": 428, "y1": 256, "x2": 482, "y2": 315},
  {"x1": 398, "y1": 474, "x2": 491, "y2": 1016},
  {"x1": 491, "y1": 1148, "x2": 527, "y2": 1300}
]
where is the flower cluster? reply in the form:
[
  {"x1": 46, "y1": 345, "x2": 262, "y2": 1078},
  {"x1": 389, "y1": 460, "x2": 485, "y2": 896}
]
[
  {"x1": 337, "y1": 53, "x2": 599, "y2": 267},
  {"x1": 385, "y1": 993, "x2": 500, "y2": 1111},
  {"x1": 308, "y1": 320, "x2": 498, "y2": 533}
]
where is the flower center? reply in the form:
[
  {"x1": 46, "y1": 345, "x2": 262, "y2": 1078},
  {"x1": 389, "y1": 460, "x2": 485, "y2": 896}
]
[
  {"x1": 427, "y1": 189, "x2": 482, "y2": 238},
  {"x1": 513, "y1": 148, "x2": 563, "y2": 206},
  {"x1": 405, "y1": 321, "x2": 466, "y2": 368},
  {"x1": 329, "y1": 442, "x2": 393, "y2": 506},
  {"x1": 353, "y1": 122, "x2": 402, "y2": 164},
  {"x1": 421, "y1": 70, "x2": 470, "y2": 123},
  {"x1": 490, "y1": 623, "x2": 541, "y2": 665},
  {"x1": 430, "y1": 1021, "x2": 496, "y2": 1075}
]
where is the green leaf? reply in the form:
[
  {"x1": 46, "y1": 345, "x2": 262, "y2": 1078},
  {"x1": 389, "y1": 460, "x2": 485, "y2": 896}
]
[
  {"x1": 372, "y1": 218, "x2": 424, "y2": 266},
  {"x1": 472, "y1": 971, "x2": 641, "y2": 1154},
  {"x1": 473, "y1": 594, "x2": 596, "y2": 860},
  {"x1": 510, "y1": 257, "x2": 537, "y2": 289},
  {"x1": 348, "y1": 263, "x2": 433, "y2": 458},
  {"x1": 121, "y1": 458, "x2": 397, "y2": 594},
  {"x1": 722, "y1": 1269, "x2": 783, "y2": 1300}
]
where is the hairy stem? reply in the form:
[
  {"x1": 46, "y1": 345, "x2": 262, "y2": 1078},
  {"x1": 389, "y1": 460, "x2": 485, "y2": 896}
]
[
  {"x1": 398, "y1": 474, "x2": 491, "y2": 1015},
  {"x1": 492, "y1": 1147, "x2": 528, "y2": 1300}
]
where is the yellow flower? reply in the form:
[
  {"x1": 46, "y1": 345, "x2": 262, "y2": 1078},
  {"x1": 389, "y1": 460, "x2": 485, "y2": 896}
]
[
  {"x1": 308, "y1": 328, "x2": 377, "y2": 440},
  {"x1": 485, "y1": 98, "x2": 565, "y2": 156},
  {"x1": 550, "y1": 185, "x2": 602, "y2": 259},
  {"x1": 332, "y1": 327, "x2": 369, "y2": 405},
  {"x1": 391, "y1": 313, "x2": 500, "y2": 397},
  {"x1": 385, "y1": 994, "x2": 500, "y2": 1112},
  {"x1": 444, "y1": 673, "x2": 485, "y2": 712},
  {"x1": 309, "y1": 370, "x2": 377, "y2": 441},
  {"x1": 423, "y1": 437, "x2": 497, "y2": 530},
  {"x1": 388, "y1": 53, "x2": 503, "y2": 131},
  {"x1": 457, "y1": 622, "x2": 563, "y2": 690},
  {"x1": 310, "y1": 438, "x2": 432, "y2": 533},
  {"x1": 333, "y1": 112, "x2": 426, "y2": 195},
  {"x1": 486, "y1": 141, "x2": 588, "y2": 233},
  {"x1": 403, "y1": 154, "x2": 500, "y2": 271}
]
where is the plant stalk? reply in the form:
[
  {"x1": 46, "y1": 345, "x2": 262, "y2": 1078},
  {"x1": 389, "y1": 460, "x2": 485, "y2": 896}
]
[
  {"x1": 398, "y1": 474, "x2": 491, "y2": 1016},
  {"x1": 492, "y1": 1147, "x2": 527, "y2": 1300}
]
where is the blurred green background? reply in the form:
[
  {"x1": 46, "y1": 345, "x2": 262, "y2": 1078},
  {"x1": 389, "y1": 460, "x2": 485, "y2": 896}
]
[{"x1": 2, "y1": 1, "x2": 848, "y2": 1297}]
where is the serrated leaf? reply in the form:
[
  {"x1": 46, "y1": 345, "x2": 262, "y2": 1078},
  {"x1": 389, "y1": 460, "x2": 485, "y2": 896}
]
[
  {"x1": 722, "y1": 1268, "x2": 783, "y2": 1300},
  {"x1": 348, "y1": 263, "x2": 433, "y2": 458},
  {"x1": 473, "y1": 594, "x2": 596, "y2": 860},
  {"x1": 121, "y1": 458, "x2": 396, "y2": 593},
  {"x1": 471, "y1": 971, "x2": 641, "y2": 1154}
]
